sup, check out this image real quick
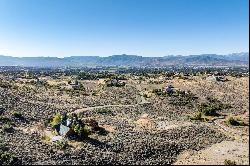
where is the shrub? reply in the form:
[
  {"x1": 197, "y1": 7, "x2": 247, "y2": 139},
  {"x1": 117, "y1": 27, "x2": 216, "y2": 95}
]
[
  {"x1": 226, "y1": 117, "x2": 246, "y2": 126},
  {"x1": 0, "y1": 140, "x2": 8, "y2": 152},
  {"x1": 55, "y1": 140, "x2": 68, "y2": 150},
  {"x1": 198, "y1": 99, "x2": 226, "y2": 116},
  {"x1": 224, "y1": 159, "x2": 236, "y2": 165},
  {"x1": 41, "y1": 135, "x2": 51, "y2": 142},
  {"x1": 0, "y1": 107, "x2": 5, "y2": 115},
  {"x1": 200, "y1": 103, "x2": 218, "y2": 116},
  {"x1": 43, "y1": 119, "x2": 50, "y2": 128},
  {"x1": 2, "y1": 123, "x2": 13, "y2": 133},
  {"x1": 0, "y1": 116, "x2": 11, "y2": 123},
  {"x1": 12, "y1": 112, "x2": 22, "y2": 118},
  {"x1": 0, "y1": 152, "x2": 19, "y2": 165},
  {"x1": 190, "y1": 112, "x2": 202, "y2": 120},
  {"x1": 173, "y1": 97, "x2": 192, "y2": 106},
  {"x1": 73, "y1": 124, "x2": 90, "y2": 138},
  {"x1": 50, "y1": 114, "x2": 62, "y2": 127}
]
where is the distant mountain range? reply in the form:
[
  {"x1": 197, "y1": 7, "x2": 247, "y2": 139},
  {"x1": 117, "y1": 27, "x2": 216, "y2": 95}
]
[{"x1": 0, "y1": 52, "x2": 248, "y2": 67}]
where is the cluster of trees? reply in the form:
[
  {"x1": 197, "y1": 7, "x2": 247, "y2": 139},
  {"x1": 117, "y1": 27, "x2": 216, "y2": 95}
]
[
  {"x1": 190, "y1": 97, "x2": 232, "y2": 121},
  {"x1": 199, "y1": 97, "x2": 231, "y2": 116},
  {"x1": 50, "y1": 113, "x2": 100, "y2": 140}
]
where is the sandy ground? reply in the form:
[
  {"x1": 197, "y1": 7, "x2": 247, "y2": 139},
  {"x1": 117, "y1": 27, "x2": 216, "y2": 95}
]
[{"x1": 174, "y1": 141, "x2": 249, "y2": 165}]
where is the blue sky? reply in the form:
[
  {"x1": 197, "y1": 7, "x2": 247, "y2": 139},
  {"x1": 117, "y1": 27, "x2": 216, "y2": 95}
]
[{"x1": 0, "y1": 0, "x2": 248, "y2": 57}]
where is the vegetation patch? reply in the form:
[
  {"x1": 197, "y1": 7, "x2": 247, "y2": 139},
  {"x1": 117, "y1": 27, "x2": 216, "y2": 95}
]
[
  {"x1": 199, "y1": 97, "x2": 231, "y2": 116},
  {"x1": 55, "y1": 139, "x2": 69, "y2": 150},
  {"x1": 12, "y1": 112, "x2": 23, "y2": 119},
  {"x1": 190, "y1": 111, "x2": 209, "y2": 121},
  {"x1": 224, "y1": 159, "x2": 237, "y2": 165},
  {"x1": 170, "y1": 90, "x2": 198, "y2": 107},
  {"x1": 225, "y1": 117, "x2": 247, "y2": 126},
  {"x1": 49, "y1": 113, "x2": 104, "y2": 141},
  {"x1": 1, "y1": 123, "x2": 14, "y2": 133},
  {"x1": 0, "y1": 139, "x2": 19, "y2": 165}
]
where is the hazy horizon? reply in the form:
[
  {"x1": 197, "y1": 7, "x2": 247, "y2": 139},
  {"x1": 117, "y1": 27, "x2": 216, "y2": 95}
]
[
  {"x1": 0, "y1": 0, "x2": 249, "y2": 57},
  {"x1": 0, "y1": 51, "x2": 249, "y2": 58}
]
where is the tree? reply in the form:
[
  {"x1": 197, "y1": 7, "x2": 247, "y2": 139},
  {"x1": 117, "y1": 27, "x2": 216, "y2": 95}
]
[{"x1": 51, "y1": 114, "x2": 62, "y2": 127}]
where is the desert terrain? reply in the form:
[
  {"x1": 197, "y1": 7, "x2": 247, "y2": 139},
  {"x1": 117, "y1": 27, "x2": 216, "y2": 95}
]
[{"x1": 0, "y1": 67, "x2": 249, "y2": 165}]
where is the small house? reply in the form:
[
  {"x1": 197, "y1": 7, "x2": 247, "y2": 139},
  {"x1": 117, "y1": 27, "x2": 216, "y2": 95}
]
[
  {"x1": 165, "y1": 85, "x2": 174, "y2": 94},
  {"x1": 106, "y1": 79, "x2": 119, "y2": 87},
  {"x1": 206, "y1": 75, "x2": 227, "y2": 82}
]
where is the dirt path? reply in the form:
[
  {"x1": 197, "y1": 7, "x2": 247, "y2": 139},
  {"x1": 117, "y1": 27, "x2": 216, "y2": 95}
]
[
  {"x1": 73, "y1": 104, "x2": 137, "y2": 114},
  {"x1": 73, "y1": 84, "x2": 150, "y2": 114}
]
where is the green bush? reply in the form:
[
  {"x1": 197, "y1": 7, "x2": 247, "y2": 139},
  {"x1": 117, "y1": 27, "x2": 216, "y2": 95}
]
[
  {"x1": 12, "y1": 112, "x2": 22, "y2": 118},
  {"x1": 173, "y1": 97, "x2": 192, "y2": 106},
  {"x1": 2, "y1": 123, "x2": 13, "y2": 133},
  {"x1": 50, "y1": 114, "x2": 62, "y2": 127},
  {"x1": 199, "y1": 103, "x2": 218, "y2": 116},
  {"x1": 43, "y1": 119, "x2": 50, "y2": 128},
  {"x1": 0, "y1": 152, "x2": 19, "y2": 165},
  {"x1": 73, "y1": 124, "x2": 90, "y2": 138},
  {"x1": 199, "y1": 97, "x2": 230, "y2": 116},
  {"x1": 55, "y1": 140, "x2": 68, "y2": 150},
  {"x1": 224, "y1": 159, "x2": 236, "y2": 165},
  {"x1": 0, "y1": 116, "x2": 11, "y2": 123},
  {"x1": 190, "y1": 112, "x2": 202, "y2": 120},
  {"x1": 226, "y1": 117, "x2": 246, "y2": 126}
]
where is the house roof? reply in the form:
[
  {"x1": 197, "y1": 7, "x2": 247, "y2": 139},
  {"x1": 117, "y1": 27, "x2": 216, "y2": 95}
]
[{"x1": 59, "y1": 124, "x2": 71, "y2": 136}]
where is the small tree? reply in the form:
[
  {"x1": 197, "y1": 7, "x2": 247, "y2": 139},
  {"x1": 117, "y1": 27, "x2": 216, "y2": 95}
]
[
  {"x1": 50, "y1": 114, "x2": 62, "y2": 127},
  {"x1": 73, "y1": 124, "x2": 90, "y2": 139}
]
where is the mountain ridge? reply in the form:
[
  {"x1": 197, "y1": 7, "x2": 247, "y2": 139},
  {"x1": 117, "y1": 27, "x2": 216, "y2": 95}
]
[{"x1": 0, "y1": 52, "x2": 248, "y2": 67}]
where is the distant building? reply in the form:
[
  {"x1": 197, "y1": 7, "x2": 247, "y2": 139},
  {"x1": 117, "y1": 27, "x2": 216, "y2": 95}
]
[
  {"x1": 36, "y1": 78, "x2": 47, "y2": 86},
  {"x1": 106, "y1": 79, "x2": 125, "y2": 87},
  {"x1": 206, "y1": 75, "x2": 227, "y2": 82},
  {"x1": 165, "y1": 85, "x2": 174, "y2": 94}
]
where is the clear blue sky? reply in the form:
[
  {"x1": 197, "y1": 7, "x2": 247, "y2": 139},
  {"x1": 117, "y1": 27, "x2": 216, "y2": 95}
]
[{"x1": 0, "y1": 0, "x2": 248, "y2": 57}]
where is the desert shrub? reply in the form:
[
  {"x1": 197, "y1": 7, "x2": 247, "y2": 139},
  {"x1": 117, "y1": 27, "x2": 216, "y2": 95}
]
[
  {"x1": 224, "y1": 159, "x2": 236, "y2": 165},
  {"x1": 0, "y1": 139, "x2": 8, "y2": 152},
  {"x1": 1, "y1": 123, "x2": 13, "y2": 133},
  {"x1": 73, "y1": 123, "x2": 91, "y2": 139},
  {"x1": 199, "y1": 103, "x2": 218, "y2": 116},
  {"x1": 43, "y1": 119, "x2": 50, "y2": 128},
  {"x1": 50, "y1": 114, "x2": 62, "y2": 127},
  {"x1": 199, "y1": 97, "x2": 230, "y2": 116},
  {"x1": 152, "y1": 89, "x2": 166, "y2": 96},
  {"x1": 86, "y1": 119, "x2": 100, "y2": 131},
  {"x1": 0, "y1": 116, "x2": 11, "y2": 123},
  {"x1": 226, "y1": 117, "x2": 246, "y2": 126},
  {"x1": 55, "y1": 140, "x2": 68, "y2": 150},
  {"x1": 172, "y1": 96, "x2": 193, "y2": 106},
  {"x1": 97, "y1": 109, "x2": 114, "y2": 115},
  {"x1": 12, "y1": 112, "x2": 22, "y2": 118},
  {"x1": 41, "y1": 135, "x2": 51, "y2": 142},
  {"x1": 0, "y1": 152, "x2": 19, "y2": 165},
  {"x1": 190, "y1": 112, "x2": 202, "y2": 120},
  {"x1": 0, "y1": 107, "x2": 4, "y2": 115}
]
